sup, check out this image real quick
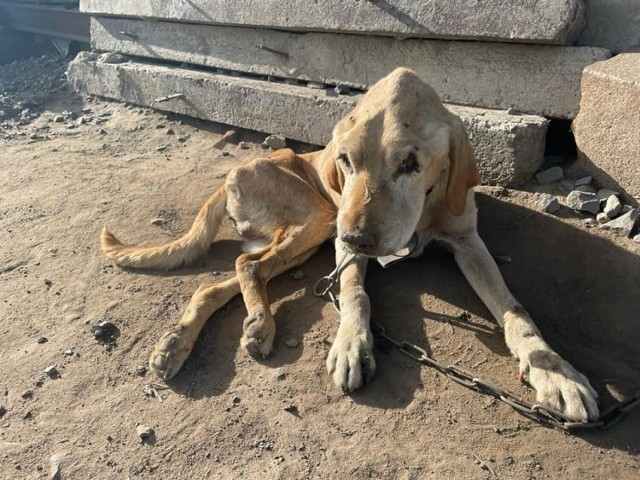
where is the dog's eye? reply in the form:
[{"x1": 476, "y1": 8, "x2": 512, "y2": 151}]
[
  {"x1": 338, "y1": 153, "x2": 352, "y2": 171},
  {"x1": 397, "y1": 152, "x2": 420, "y2": 176}
]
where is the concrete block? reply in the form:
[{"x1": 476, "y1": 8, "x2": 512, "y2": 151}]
[
  {"x1": 573, "y1": 48, "x2": 640, "y2": 202},
  {"x1": 90, "y1": 18, "x2": 609, "y2": 119},
  {"x1": 577, "y1": 0, "x2": 640, "y2": 52},
  {"x1": 68, "y1": 53, "x2": 547, "y2": 186},
  {"x1": 80, "y1": 0, "x2": 586, "y2": 45}
]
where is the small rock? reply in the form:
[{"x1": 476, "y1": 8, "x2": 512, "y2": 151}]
[
  {"x1": 600, "y1": 209, "x2": 639, "y2": 237},
  {"x1": 53, "y1": 115, "x2": 64, "y2": 123},
  {"x1": 566, "y1": 190, "x2": 600, "y2": 215},
  {"x1": 21, "y1": 389, "x2": 33, "y2": 399},
  {"x1": 166, "y1": 128, "x2": 175, "y2": 135},
  {"x1": 285, "y1": 339, "x2": 299, "y2": 348},
  {"x1": 574, "y1": 184, "x2": 597, "y2": 194},
  {"x1": 135, "y1": 365, "x2": 147, "y2": 376},
  {"x1": 284, "y1": 404, "x2": 298, "y2": 413},
  {"x1": 63, "y1": 349, "x2": 74, "y2": 356},
  {"x1": 44, "y1": 279, "x2": 53, "y2": 288},
  {"x1": 155, "y1": 123, "x2": 165, "y2": 129},
  {"x1": 0, "y1": 406, "x2": 6, "y2": 418},
  {"x1": 44, "y1": 366, "x2": 59, "y2": 378},
  {"x1": 291, "y1": 270, "x2": 305, "y2": 280},
  {"x1": 260, "y1": 142, "x2": 270, "y2": 149},
  {"x1": 307, "y1": 81, "x2": 325, "y2": 89},
  {"x1": 222, "y1": 151, "x2": 231, "y2": 157},
  {"x1": 177, "y1": 135, "x2": 188, "y2": 143},
  {"x1": 603, "y1": 195, "x2": 622, "y2": 219},
  {"x1": 155, "y1": 145, "x2": 168, "y2": 152},
  {"x1": 596, "y1": 212, "x2": 609, "y2": 224},
  {"x1": 50, "y1": 454, "x2": 62, "y2": 480},
  {"x1": 222, "y1": 130, "x2": 237, "y2": 142},
  {"x1": 273, "y1": 368, "x2": 286, "y2": 380},
  {"x1": 81, "y1": 107, "x2": 92, "y2": 114},
  {"x1": 536, "y1": 166, "x2": 564, "y2": 185},
  {"x1": 99, "y1": 128, "x2": 107, "y2": 135},
  {"x1": 506, "y1": 107, "x2": 517, "y2": 115},
  {"x1": 583, "y1": 218, "x2": 597, "y2": 228},
  {"x1": 574, "y1": 176, "x2": 593, "y2": 187},
  {"x1": 264, "y1": 134, "x2": 286, "y2": 150},
  {"x1": 136, "y1": 425, "x2": 155, "y2": 442},
  {"x1": 633, "y1": 234, "x2": 640, "y2": 244},
  {"x1": 37, "y1": 336, "x2": 48, "y2": 344},
  {"x1": 494, "y1": 255, "x2": 512, "y2": 264},
  {"x1": 150, "y1": 217, "x2": 166, "y2": 226},
  {"x1": 90, "y1": 321, "x2": 118, "y2": 344},
  {"x1": 596, "y1": 188, "x2": 619, "y2": 201},
  {"x1": 537, "y1": 194, "x2": 560, "y2": 214},
  {"x1": 334, "y1": 84, "x2": 350, "y2": 95},
  {"x1": 231, "y1": 395, "x2": 241, "y2": 404},
  {"x1": 239, "y1": 141, "x2": 249, "y2": 149}
]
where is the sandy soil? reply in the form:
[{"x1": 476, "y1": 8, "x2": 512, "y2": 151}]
[{"x1": 0, "y1": 55, "x2": 639, "y2": 479}]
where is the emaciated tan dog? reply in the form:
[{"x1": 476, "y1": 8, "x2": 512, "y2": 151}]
[{"x1": 101, "y1": 68, "x2": 598, "y2": 422}]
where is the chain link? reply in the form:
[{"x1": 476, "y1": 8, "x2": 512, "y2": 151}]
[{"x1": 314, "y1": 259, "x2": 640, "y2": 432}]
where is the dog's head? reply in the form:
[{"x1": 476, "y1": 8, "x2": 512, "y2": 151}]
[{"x1": 330, "y1": 68, "x2": 480, "y2": 257}]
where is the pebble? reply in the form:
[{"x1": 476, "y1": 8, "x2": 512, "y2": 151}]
[
  {"x1": 50, "y1": 454, "x2": 62, "y2": 480},
  {"x1": 273, "y1": 368, "x2": 286, "y2": 380},
  {"x1": 155, "y1": 145, "x2": 168, "y2": 152},
  {"x1": 537, "y1": 193, "x2": 560, "y2": 214},
  {"x1": 264, "y1": 134, "x2": 286, "y2": 149},
  {"x1": 506, "y1": 107, "x2": 517, "y2": 115},
  {"x1": 239, "y1": 141, "x2": 249, "y2": 149},
  {"x1": 603, "y1": 195, "x2": 622, "y2": 219},
  {"x1": 284, "y1": 404, "x2": 298, "y2": 413},
  {"x1": 231, "y1": 395, "x2": 241, "y2": 404},
  {"x1": 21, "y1": 389, "x2": 33, "y2": 399},
  {"x1": 574, "y1": 176, "x2": 593, "y2": 186},
  {"x1": 633, "y1": 234, "x2": 640, "y2": 244},
  {"x1": 37, "y1": 336, "x2": 48, "y2": 344},
  {"x1": 136, "y1": 425, "x2": 155, "y2": 442},
  {"x1": 150, "y1": 217, "x2": 166, "y2": 226},
  {"x1": 494, "y1": 255, "x2": 512, "y2": 264},
  {"x1": 285, "y1": 339, "x2": 299, "y2": 348},
  {"x1": 44, "y1": 366, "x2": 59, "y2": 378},
  {"x1": 291, "y1": 270, "x2": 305, "y2": 280},
  {"x1": 222, "y1": 151, "x2": 231, "y2": 157},
  {"x1": 53, "y1": 115, "x2": 65, "y2": 123},
  {"x1": 596, "y1": 212, "x2": 609, "y2": 224},
  {"x1": 334, "y1": 84, "x2": 350, "y2": 95},
  {"x1": 222, "y1": 130, "x2": 237, "y2": 142},
  {"x1": 535, "y1": 166, "x2": 564, "y2": 185},
  {"x1": 596, "y1": 188, "x2": 619, "y2": 200},
  {"x1": 166, "y1": 128, "x2": 175, "y2": 135},
  {"x1": 63, "y1": 349, "x2": 74, "y2": 356},
  {"x1": 307, "y1": 81, "x2": 325, "y2": 89},
  {"x1": 566, "y1": 190, "x2": 600, "y2": 215},
  {"x1": 600, "y1": 209, "x2": 639, "y2": 237},
  {"x1": 177, "y1": 135, "x2": 188, "y2": 143},
  {"x1": 583, "y1": 218, "x2": 597, "y2": 228},
  {"x1": 90, "y1": 321, "x2": 118, "y2": 344},
  {"x1": 135, "y1": 365, "x2": 147, "y2": 376},
  {"x1": 0, "y1": 406, "x2": 6, "y2": 418}
]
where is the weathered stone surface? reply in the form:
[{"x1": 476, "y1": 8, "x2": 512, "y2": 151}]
[
  {"x1": 577, "y1": 0, "x2": 640, "y2": 52},
  {"x1": 603, "y1": 195, "x2": 622, "y2": 218},
  {"x1": 537, "y1": 194, "x2": 560, "y2": 214},
  {"x1": 566, "y1": 190, "x2": 600, "y2": 214},
  {"x1": 90, "y1": 17, "x2": 609, "y2": 118},
  {"x1": 80, "y1": 0, "x2": 586, "y2": 45},
  {"x1": 600, "y1": 209, "x2": 639, "y2": 237},
  {"x1": 536, "y1": 166, "x2": 564, "y2": 185},
  {"x1": 573, "y1": 48, "x2": 640, "y2": 203},
  {"x1": 68, "y1": 53, "x2": 548, "y2": 186}
]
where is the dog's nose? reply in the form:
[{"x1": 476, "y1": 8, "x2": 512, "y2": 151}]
[{"x1": 341, "y1": 228, "x2": 376, "y2": 253}]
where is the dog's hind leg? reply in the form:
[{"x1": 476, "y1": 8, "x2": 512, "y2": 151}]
[
  {"x1": 149, "y1": 277, "x2": 241, "y2": 380},
  {"x1": 237, "y1": 219, "x2": 334, "y2": 358}
]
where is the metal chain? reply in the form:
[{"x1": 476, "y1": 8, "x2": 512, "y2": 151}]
[{"x1": 313, "y1": 255, "x2": 640, "y2": 432}]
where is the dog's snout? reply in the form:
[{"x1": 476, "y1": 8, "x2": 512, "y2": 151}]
[{"x1": 341, "y1": 228, "x2": 376, "y2": 253}]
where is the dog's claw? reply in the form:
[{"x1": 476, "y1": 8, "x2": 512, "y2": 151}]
[
  {"x1": 326, "y1": 329, "x2": 376, "y2": 392},
  {"x1": 149, "y1": 327, "x2": 193, "y2": 380},
  {"x1": 241, "y1": 311, "x2": 275, "y2": 358}
]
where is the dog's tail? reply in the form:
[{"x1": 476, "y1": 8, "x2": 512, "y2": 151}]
[{"x1": 101, "y1": 186, "x2": 228, "y2": 270}]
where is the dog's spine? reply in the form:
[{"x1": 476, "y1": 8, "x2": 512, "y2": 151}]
[{"x1": 101, "y1": 186, "x2": 228, "y2": 270}]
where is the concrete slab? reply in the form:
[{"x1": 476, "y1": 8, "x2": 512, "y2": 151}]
[
  {"x1": 577, "y1": 0, "x2": 640, "y2": 53},
  {"x1": 91, "y1": 17, "x2": 609, "y2": 119},
  {"x1": 573, "y1": 48, "x2": 640, "y2": 203},
  {"x1": 68, "y1": 53, "x2": 547, "y2": 186},
  {"x1": 80, "y1": 0, "x2": 586, "y2": 45}
]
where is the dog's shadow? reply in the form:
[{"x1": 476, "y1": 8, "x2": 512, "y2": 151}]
[{"x1": 162, "y1": 192, "x2": 639, "y2": 451}]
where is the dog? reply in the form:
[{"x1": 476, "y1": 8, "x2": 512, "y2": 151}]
[{"x1": 101, "y1": 68, "x2": 598, "y2": 422}]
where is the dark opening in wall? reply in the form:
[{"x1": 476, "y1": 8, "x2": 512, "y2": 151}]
[{"x1": 543, "y1": 119, "x2": 577, "y2": 167}]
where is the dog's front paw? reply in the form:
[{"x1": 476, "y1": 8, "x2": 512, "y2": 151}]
[
  {"x1": 326, "y1": 329, "x2": 376, "y2": 392},
  {"x1": 149, "y1": 326, "x2": 194, "y2": 380},
  {"x1": 241, "y1": 311, "x2": 275, "y2": 359},
  {"x1": 520, "y1": 349, "x2": 599, "y2": 422}
]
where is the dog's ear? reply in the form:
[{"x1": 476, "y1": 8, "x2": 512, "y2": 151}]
[{"x1": 446, "y1": 120, "x2": 481, "y2": 216}]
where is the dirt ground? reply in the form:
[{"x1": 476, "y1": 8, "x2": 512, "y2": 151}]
[{"x1": 1, "y1": 55, "x2": 639, "y2": 480}]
